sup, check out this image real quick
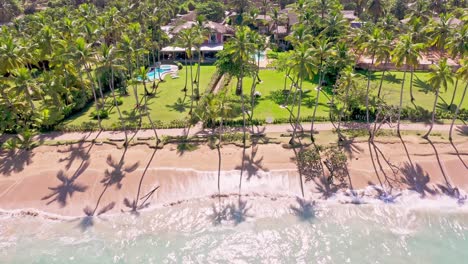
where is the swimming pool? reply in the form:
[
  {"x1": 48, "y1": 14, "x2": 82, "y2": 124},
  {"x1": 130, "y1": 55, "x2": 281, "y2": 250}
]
[
  {"x1": 146, "y1": 65, "x2": 172, "y2": 81},
  {"x1": 253, "y1": 51, "x2": 266, "y2": 61}
]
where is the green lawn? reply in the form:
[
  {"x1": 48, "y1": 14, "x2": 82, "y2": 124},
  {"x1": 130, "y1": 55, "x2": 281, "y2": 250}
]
[
  {"x1": 224, "y1": 69, "x2": 467, "y2": 123},
  {"x1": 62, "y1": 67, "x2": 467, "y2": 130},
  {"x1": 62, "y1": 65, "x2": 217, "y2": 129}
]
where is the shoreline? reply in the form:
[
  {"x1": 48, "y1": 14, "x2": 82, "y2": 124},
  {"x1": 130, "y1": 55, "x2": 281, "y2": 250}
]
[{"x1": 0, "y1": 134, "x2": 467, "y2": 218}]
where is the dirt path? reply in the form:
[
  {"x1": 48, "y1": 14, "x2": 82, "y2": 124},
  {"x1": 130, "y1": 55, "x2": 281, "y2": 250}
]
[{"x1": 23, "y1": 122, "x2": 467, "y2": 143}]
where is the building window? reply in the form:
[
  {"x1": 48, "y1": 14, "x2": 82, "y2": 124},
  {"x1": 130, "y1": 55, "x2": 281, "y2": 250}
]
[{"x1": 210, "y1": 33, "x2": 217, "y2": 44}]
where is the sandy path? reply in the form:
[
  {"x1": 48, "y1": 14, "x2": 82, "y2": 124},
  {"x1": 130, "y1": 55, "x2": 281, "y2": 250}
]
[
  {"x1": 0, "y1": 136, "x2": 467, "y2": 217},
  {"x1": 22, "y1": 123, "x2": 468, "y2": 143}
]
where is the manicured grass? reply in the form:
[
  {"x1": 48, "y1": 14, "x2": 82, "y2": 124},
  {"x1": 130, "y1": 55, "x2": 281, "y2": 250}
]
[
  {"x1": 356, "y1": 71, "x2": 468, "y2": 110},
  {"x1": 224, "y1": 69, "x2": 467, "y2": 123},
  {"x1": 62, "y1": 65, "x2": 217, "y2": 129},
  {"x1": 230, "y1": 69, "x2": 330, "y2": 122}
]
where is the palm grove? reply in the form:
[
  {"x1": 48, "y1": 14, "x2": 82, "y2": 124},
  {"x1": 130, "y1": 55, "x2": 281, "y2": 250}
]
[{"x1": 0, "y1": 0, "x2": 467, "y2": 145}]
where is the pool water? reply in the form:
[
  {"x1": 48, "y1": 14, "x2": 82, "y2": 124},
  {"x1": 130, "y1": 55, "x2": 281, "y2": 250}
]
[{"x1": 146, "y1": 66, "x2": 172, "y2": 81}]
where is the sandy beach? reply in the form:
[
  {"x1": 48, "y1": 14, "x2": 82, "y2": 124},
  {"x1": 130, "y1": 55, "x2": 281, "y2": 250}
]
[{"x1": 0, "y1": 132, "x2": 467, "y2": 217}]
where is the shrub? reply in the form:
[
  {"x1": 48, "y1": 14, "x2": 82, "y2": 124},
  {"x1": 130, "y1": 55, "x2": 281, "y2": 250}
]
[{"x1": 91, "y1": 109, "x2": 109, "y2": 119}]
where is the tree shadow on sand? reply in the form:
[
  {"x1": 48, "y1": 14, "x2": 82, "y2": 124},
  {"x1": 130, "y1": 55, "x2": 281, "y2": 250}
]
[
  {"x1": 79, "y1": 147, "x2": 138, "y2": 230},
  {"x1": 122, "y1": 148, "x2": 160, "y2": 215},
  {"x1": 0, "y1": 149, "x2": 34, "y2": 176},
  {"x1": 456, "y1": 125, "x2": 468, "y2": 136},
  {"x1": 289, "y1": 197, "x2": 316, "y2": 221},
  {"x1": 234, "y1": 144, "x2": 267, "y2": 181},
  {"x1": 57, "y1": 139, "x2": 91, "y2": 170},
  {"x1": 400, "y1": 162, "x2": 436, "y2": 198},
  {"x1": 41, "y1": 163, "x2": 90, "y2": 207},
  {"x1": 339, "y1": 137, "x2": 363, "y2": 159},
  {"x1": 101, "y1": 153, "x2": 139, "y2": 189}
]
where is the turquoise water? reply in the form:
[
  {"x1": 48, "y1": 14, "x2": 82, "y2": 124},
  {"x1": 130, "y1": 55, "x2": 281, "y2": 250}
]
[
  {"x1": 253, "y1": 51, "x2": 266, "y2": 61},
  {"x1": 0, "y1": 196, "x2": 467, "y2": 263},
  {"x1": 144, "y1": 66, "x2": 172, "y2": 81}
]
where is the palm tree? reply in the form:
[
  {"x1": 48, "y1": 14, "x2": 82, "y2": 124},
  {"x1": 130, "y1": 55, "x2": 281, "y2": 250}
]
[
  {"x1": 193, "y1": 16, "x2": 208, "y2": 102},
  {"x1": 136, "y1": 66, "x2": 160, "y2": 143},
  {"x1": 336, "y1": 67, "x2": 357, "y2": 141},
  {"x1": 361, "y1": 27, "x2": 383, "y2": 134},
  {"x1": 423, "y1": 58, "x2": 454, "y2": 139},
  {"x1": 446, "y1": 25, "x2": 468, "y2": 108},
  {"x1": 289, "y1": 42, "x2": 315, "y2": 144},
  {"x1": 368, "y1": 0, "x2": 384, "y2": 22},
  {"x1": 70, "y1": 37, "x2": 104, "y2": 129},
  {"x1": 176, "y1": 27, "x2": 196, "y2": 113},
  {"x1": 11, "y1": 68, "x2": 38, "y2": 112},
  {"x1": 96, "y1": 43, "x2": 128, "y2": 143},
  {"x1": 449, "y1": 59, "x2": 468, "y2": 141},
  {"x1": 392, "y1": 35, "x2": 424, "y2": 136},
  {"x1": 428, "y1": 14, "x2": 454, "y2": 54},
  {"x1": 310, "y1": 37, "x2": 332, "y2": 141},
  {"x1": 376, "y1": 31, "x2": 393, "y2": 98},
  {"x1": 225, "y1": 26, "x2": 255, "y2": 142}
]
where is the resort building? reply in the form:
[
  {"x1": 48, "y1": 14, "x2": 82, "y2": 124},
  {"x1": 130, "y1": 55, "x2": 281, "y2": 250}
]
[{"x1": 161, "y1": 20, "x2": 235, "y2": 62}]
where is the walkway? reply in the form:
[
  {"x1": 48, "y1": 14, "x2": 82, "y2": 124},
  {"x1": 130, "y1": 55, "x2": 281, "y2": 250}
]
[{"x1": 28, "y1": 122, "x2": 466, "y2": 143}]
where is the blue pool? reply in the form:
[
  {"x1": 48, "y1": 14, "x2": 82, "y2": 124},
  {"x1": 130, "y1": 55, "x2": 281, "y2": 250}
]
[{"x1": 144, "y1": 65, "x2": 172, "y2": 81}]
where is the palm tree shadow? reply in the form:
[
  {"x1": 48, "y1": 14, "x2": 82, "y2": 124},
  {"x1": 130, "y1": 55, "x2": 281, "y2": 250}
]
[
  {"x1": 209, "y1": 201, "x2": 231, "y2": 226},
  {"x1": 234, "y1": 144, "x2": 267, "y2": 181},
  {"x1": 57, "y1": 139, "x2": 91, "y2": 170},
  {"x1": 339, "y1": 137, "x2": 363, "y2": 159},
  {"x1": 414, "y1": 76, "x2": 433, "y2": 94},
  {"x1": 166, "y1": 97, "x2": 189, "y2": 113},
  {"x1": 122, "y1": 148, "x2": 160, "y2": 215},
  {"x1": 176, "y1": 141, "x2": 199, "y2": 156},
  {"x1": 101, "y1": 151, "x2": 139, "y2": 189},
  {"x1": 289, "y1": 197, "x2": 316, "y2": 221},
  {"x1": 383, "y1": 73, "x2": 401, "y2": 84},
  {"x1": 79, "y1": 202, "x2": 115, "y2": 231},
  {"x1": 400, "y1": 162, "x2": 437, "y2": 198},
  {"x1": 41, "y1": 163, "x2": 90, "y2": 207},
  {"x1": 229, "y1": 199, "x2": 252, "y2": 225},
  {"x1": 0, "y1": 149, "x2": 34, "y2": 176},
  {"x1": 313, "y1": 176, "x2": 338, "y2": 199},
  {"x1": 456, "y1": 126, "x2": 468, "y2": 136}
]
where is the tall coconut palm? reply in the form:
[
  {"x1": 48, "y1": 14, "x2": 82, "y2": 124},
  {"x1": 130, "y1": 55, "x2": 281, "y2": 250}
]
[
  {"x1": 176, "y1": 27, "x2": 196, "y2": 112},
  {"x1": 449, "y1": 59, "x2": 468, "y2": 141},
  {"x1": 310, "y1": 37, "x2": 332, "y2": 141},
  {"x1": 96, "y1": 43, "x2": 128, "y2": 143},
  {"x1": 289, "y1": 42, "x2": 316, "y2": 144},
  {"x1": 368, "y1": 0, "x2": 384, "y2": 22},
  {"x1": 193, "y1": 16, "x2": 208, "y2": 102},
  {"x1": 336, "y1": 67, "x2": 357, "y2": 141},
  {"x1": 423, "y1": 58, "x2": 454, "y2": 139},
  {"x1": 70, "y1": 37, "x2": 104, "y2": 129},
  {"x1": 446, "y1": 25, "x2": 468, "y2": 108},
  {"x1": 392, "y1": 35, "x2": 424, "y2": 136},
  {"x1": 11, "y1": 68, "x2": 38, "y2": 112},
  {"x1": 136, "y1": 66, "x2": 160, "y2": 143},
  {"x1": 361, "y1": 27, "x2": 383, "y2": 134},
  {"x1": 428, "y1": 14, "x2": 454, "y2": 54},
  {"x1": 376, "y1": 31, "x2": 393, "y2": 98}
]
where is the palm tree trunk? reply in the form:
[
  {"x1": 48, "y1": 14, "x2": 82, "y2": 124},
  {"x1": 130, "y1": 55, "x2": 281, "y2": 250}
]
[
  {"x1": 449, "y1": 83, "x2": 467, "y2": 141},
  {"x1": 143, "y1": 80, "x2": 159, "y2": 143},
  {"x1": 397, "y1": 69, "x2": 407, "y2": 136},
  {"x1": 449, "y1": 78, "x2": 459, "y2": 108},
  {"x1": 409, "y1": 66, "x2": 415, "y2": 101},
  {"x1": 183, "y1": 57, "x2": 188, "y2": 95},
  {"x1": 84, "y1": 66, "x2": 102, "y2": 129},
  {"x1": 310, "y1": 71, "x2": 323, "y2": 142},
  {"x1": 366, "y1": 56, "x2": 375, "y2": 136},
  {"x1": 189, "y1": 59, "x2": 194, "y2": 114},
  {"x1": 196, "y1": 48, "x2": 202, "y2": 102},
  {"x1": 337, "y1": 82, "x2": 351, "y2": 141},
  {"x1": 422, "y1": 85, "x2": 441, "y2": 139},
  {"x1": 290, "y1": 77, "x2": 303, "y2": 144},
  {"x1": 377, "y1": 57, "x2": 388, "y2": 98},
  {"x1": 110, "y1": 68, "x2": 128, "y2": 143}
]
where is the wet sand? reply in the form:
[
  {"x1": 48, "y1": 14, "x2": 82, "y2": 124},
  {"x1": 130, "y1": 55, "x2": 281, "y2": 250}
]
[{"x1": 0, "y1": 136, "x2": 467, "y2": 217}]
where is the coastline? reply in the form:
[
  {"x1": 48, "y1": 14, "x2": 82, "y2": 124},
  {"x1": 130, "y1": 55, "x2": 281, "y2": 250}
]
[{"x1": 0, "y1": 135, "x2": 467, "y2": 218}]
